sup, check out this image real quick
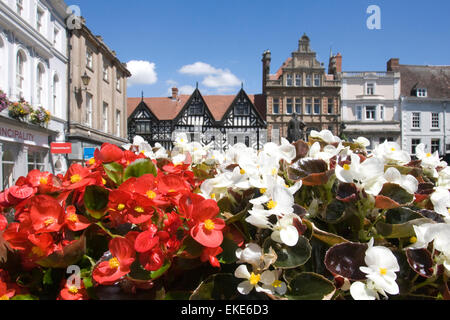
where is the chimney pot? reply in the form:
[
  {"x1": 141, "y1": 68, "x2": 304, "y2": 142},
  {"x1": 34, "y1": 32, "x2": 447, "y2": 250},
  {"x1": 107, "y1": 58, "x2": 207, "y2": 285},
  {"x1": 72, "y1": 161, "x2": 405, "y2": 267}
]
[
  {"x1": 387, "y1": 58, "x2": 400, "y2": 71},
  {"x1": 172, "y1": 87, "x2": 179, "y2": 100}
]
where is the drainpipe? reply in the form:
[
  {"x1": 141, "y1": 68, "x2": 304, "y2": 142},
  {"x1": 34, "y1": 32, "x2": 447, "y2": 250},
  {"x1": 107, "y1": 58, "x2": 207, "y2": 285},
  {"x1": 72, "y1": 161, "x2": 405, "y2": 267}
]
[
  {"x1": 66, "y1": 28, "x2": 72, "y2": 169},
  {"x1": 444, "y1": 101, "x2": 447, "y2": 158}
]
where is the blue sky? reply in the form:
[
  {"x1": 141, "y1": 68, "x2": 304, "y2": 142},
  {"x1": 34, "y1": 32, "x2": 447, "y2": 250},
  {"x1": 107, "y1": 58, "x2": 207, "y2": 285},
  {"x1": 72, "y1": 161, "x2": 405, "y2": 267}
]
[{"x1": 68, "y1": 0, "x2": 450, "y2": 98}]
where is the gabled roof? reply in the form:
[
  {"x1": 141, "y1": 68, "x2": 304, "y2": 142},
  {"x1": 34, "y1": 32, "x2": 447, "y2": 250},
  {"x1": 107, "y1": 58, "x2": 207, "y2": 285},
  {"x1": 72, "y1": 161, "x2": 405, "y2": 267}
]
[
  {"x1": 269, "y1": 57, "x2": 292, "y2": 80},
  {"x1": 127, "y1": 89, "x2": 267, "y2": 123},
  {"x1": 398, "y1": 64, "x2": 450, "y2": 99}
]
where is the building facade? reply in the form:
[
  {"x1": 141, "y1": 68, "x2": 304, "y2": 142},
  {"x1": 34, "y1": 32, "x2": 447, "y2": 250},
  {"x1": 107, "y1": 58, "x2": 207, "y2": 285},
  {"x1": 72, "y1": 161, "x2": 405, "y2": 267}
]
[
  {"x1": 341, "y1": 68, "x2": 401, "y2": 149},
  {"x1": 262, "y1": 34, "x2": 341, "y2": 143},
  {"x1": 68, "y1": 18, "x2": 131, "y2": 163},
  {"x1": 0, "y1": 0, "x2": 69, "y2": 189},
  {"x1": 127, "y1": 87, "x2": 267, "y2": 150},
  {"x1": 387, "y1": 59, "x2": 450, "y2": 160}
]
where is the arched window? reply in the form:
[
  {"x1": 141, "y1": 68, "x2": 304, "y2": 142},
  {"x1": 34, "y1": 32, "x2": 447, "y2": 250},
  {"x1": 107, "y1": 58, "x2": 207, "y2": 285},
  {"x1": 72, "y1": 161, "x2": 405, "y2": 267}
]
[
  {"x1": 245, "y1": 136, "x2": 250, "y2": 147},
  {"x1": 52, "y1": 74, "x2": 59, "y2": 115},
  {"x1": 36, "y1": 63, "x2": 45, "y2": 105},
  {"x1": 16, "y1": 50, "x2": 26, "y2": 99},
  {"x1": 2, "y1": 149, "x2": 15, "y2": 190},
  {"x1": 0, "y1": 36, "x2": 4, "y2": 89},
  {"x1": 233, "y1": 136, "x2": 238, "y2": 145}
]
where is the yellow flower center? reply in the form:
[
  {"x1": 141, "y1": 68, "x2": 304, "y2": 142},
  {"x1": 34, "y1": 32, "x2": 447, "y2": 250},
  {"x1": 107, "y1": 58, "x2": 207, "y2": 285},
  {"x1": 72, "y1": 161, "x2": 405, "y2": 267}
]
[
  {"x1": 168, "y1": 189, "x2": 176, "y2": 193},
  {"x1": 343, "y1": 164, "x2": 351, "y2": 171},
  {"x1": 44, "y1": 217, "x2": 56, "y2": 226},
  {"x1": 31, "y1": 246, "x2": 44, "y2": 257},
  {"x1": 67, "y1": 214, "x2": 78, "y2": 223},
  {"x1": 272, "y1": 280, "x2": 282, "y2": 288},
  {"x1": 134, "y1": 206, "x2": 145, "y2": 213},
  {"x1": 117, "y1": 203, "x2": 125, "y2": 211},
  {"x1": 70, "y1": 174, "x2": 82, "y2": 184},
  {"x1": 379, "y1": 268, "x2": 387, "y2": 276},
  {"x1": 410, "y1": 236, "x2": 417, "y2": 244},
  {"x1": 240, "y1": 168, "x2": 246, "y2": 175},
  {"x1": 204, "y1": 219, "x2": 215, "y2": 231},
  {"x1": 109, "y1": 257, "x2": 120, "y2": 269},
  {"x1": 180, "y1": 139, "x2": 184, "y2": 143},
  {"x1": 68, "y1": 286, "x2": 79, "y2": 295},
  {"x1": 102, "y1": 178, "x2": 107, "y2": 185},
  {"x1": 249, "y1": 273, "x2": 261, "y2": 286},
  {"x1": 88, "y1": 158, "x2": 95, "y2": 165},
  {"x1": 391, "y1": 148, "x2": 396, "y2": 152},
  {"x1": 0, "y1": 295, "x2": 9, "y2": 300},
  {"x1": 146, "y1": 190, "x2": 156, "y2": 199},
  {"x1": 260, "y1": 188, "x2": 267, "y2": 194},
  {"x1": 271, "y1": 168, "x2": 278, "y2": 176},
  {"x1": 40, "y1": 177, "x2": 48, "y2": 185},
  {"x1": 210, "y1": 193, "x2": 216, "y2": 199},
  {"x1": 267, "y1": 200, "x2": 277, "y2": 210},
  {"x1": 426, "y1": 153, "x2": 432, "y2": 157}
]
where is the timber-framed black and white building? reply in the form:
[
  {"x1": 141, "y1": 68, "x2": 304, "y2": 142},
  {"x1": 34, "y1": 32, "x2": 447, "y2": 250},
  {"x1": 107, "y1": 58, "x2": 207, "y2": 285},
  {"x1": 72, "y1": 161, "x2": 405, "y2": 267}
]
[{"x1": 127, "y1": 87, "x2": 267, "y2": 150}]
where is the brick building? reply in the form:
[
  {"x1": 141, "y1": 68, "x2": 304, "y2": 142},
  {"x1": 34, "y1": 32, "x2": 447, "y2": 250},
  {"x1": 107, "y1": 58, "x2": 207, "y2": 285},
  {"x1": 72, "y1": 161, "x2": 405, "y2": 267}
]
[{"x1": 262, "y1": 34, "x2": 342, "y2": 143}]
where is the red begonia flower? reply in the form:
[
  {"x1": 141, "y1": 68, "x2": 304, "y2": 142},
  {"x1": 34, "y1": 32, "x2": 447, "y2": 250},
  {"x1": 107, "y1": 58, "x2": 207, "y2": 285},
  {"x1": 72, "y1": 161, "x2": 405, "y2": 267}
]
[
  {"x1": 64, "y1": 205, "x2": 91, "y2": 232},
  {"x1": 58, "y1": 280, "x2": 89, "y2": 300},
  {"x1": 190, "y1": 198, "x2": 225, "y2": 248},
  {"x1": 94, "y1": 143, "x2": 124, "y2": 163},
  {"x1": 139, "y1": 247, "x2": 164, "y2": 272},
  {"x1": 0, "y1": 279, "x2": 15, "y2": 300},
  {"x1": 92, "y1": 237, "x2": 135, "y2": 285},
  {"x1": 134, "y1": 224, "x2": 159, "y2": 253},
  {"x1": 200, "y1": 246, "x2": 223, "y2": 268},
  {"x1": 29, "y1": 195, "x2": 65, "y2": 234}
]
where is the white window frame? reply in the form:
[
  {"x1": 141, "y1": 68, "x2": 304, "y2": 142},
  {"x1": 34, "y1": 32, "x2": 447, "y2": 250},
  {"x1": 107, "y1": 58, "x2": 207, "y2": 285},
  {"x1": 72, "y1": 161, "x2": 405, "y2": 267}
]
[
  {"x1": 103, "y1": 102, "x2": 108, "y2": 133},
  {"x1": 116, "y1": 110, "x2": 121, "y2": 136},
  {"x1": 431, "y1": 113, "x2": 440, "y2": 129},
  {"x1": 103, "y1": 62, "x2": 109, "y2": 82},
  {"x1": 52, "y1": 74, "x2": 59, "y2": 115},
  {"x1": 313, "y1": 98, "x2": 320, "y2": 115},
  {"x1": 366, "y1": 83, "x2": 375, "y2": 95},
  {"x1": 365, "y1": 106, "x2": 376, "y2": 121},
  {"x1": 411, "y1": 138, "x2": 421, "y2": 155},
  {"x1": 431, "y1": 139, "x2": 440, "y2": 154},
  {"x1": 305, "y1": 98, "x2": 312, "y2": 114},
  {"x1": 16, "y1": 50, "x2": 26, "y2": 99},
  {"x1": 412, "y1": 112, "x2": 421, "y2": 129},
  {"x1": 36, "y1": 63, "x2": 45, "y2": 106},
  {"x1": 379, "y1": 105, "x2": 384, "y2": 121},
  {"x1": 116, "y1": 74, "x2": 121, "y2": 91},
  {"x1": 16, "y1": 0, "x2": 24, "y2": 16},
  {"x1": 286, "y1": 98, "x2": 293, "y2": 114},
  {"x1": 272, "y1": 98, "x2": 280, "y2": 114},
  {"x1": 295, "y1": 98, "x2": 302, "y2": 114},
  {"x1": 85, "y1": 93, "x2": 93, "y2": 127},
  {"x1": 305, "y1": 74, "x2": 312, "y2": 87},
  {"x1": 286, "y1": 74, "x2": 293, "y2": 87},
  {"x1": 295, "y1": 74, "x2": 302, "y2": 87},
  {"x1": 314, "y1": 74, "x2": 320, "y2": 87},
  {"x1": 86, "y1": 49, "x2": 93, "y2": 69},
  {"x1": 417, "y1": 88, "x2": 427, "y2": 97}
]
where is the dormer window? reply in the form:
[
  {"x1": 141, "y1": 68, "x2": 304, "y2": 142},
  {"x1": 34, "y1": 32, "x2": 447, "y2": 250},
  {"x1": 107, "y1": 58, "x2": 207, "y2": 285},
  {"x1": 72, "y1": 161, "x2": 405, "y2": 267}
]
[
  {"x1": 417, "y1": 88, "x2": 427, "y2": 97},
  {"x1": 366, "y1": 83, "x2": 375, "y2": 95},
  {"x1": 188, "y1": 98, "x2": 204, "y2": 116},
  {"x1": 234, "y1": 100, "x2": 249, "y2": 116}
]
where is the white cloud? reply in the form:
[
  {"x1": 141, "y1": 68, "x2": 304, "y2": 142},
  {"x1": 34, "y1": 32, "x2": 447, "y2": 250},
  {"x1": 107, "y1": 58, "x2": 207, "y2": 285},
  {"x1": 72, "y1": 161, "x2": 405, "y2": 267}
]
[
  {"x1": 166, "y1": 84, "x2": 195, "y2": 96},
  {"x1": 202, "y1": 71, "x2": 241, "y2": 88},
  {"x1": 127, "y1": 60, "x2": 158, "y2": 86},
  {"x1": 178, "y1": 62, "x2": 220, "y2": 75},
  {"x1": 178, "y1": 61, "x2": 241, "y2": 91}
]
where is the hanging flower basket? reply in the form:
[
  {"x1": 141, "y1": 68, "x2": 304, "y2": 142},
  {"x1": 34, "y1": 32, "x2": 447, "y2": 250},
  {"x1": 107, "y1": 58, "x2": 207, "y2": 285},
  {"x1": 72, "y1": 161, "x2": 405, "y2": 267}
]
[
  {"x1": 0, "y1": 90, "x2": 9, "y2": 113},
  {"x1": 8, "y1": 99, "x2": 33, "y2": 122},
  {"x1": 29, "y1": 106, "x2": 51, "y2": 127}
]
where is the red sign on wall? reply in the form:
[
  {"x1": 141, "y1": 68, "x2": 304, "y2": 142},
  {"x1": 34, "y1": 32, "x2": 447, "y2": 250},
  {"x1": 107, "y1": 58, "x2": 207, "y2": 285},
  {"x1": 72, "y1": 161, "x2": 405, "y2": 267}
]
[{"x1": 51, "y1": 143, "x2": 72, "y2": 154}]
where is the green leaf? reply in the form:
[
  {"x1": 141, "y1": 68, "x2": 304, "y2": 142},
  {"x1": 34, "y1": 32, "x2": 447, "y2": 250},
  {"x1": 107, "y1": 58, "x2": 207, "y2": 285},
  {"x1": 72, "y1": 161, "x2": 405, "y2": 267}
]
[
  {"x1": 190, "y1": 273, "x2": 241, "y2": 300},
  {"x1": 103, "y1": 162, "x2": 124, "y2": 185},
  {"x1": 124, "y1": 158, "x2": 157, "y2": 180},
  {"x1": 84, "y1": 185, "x2": 109, "y2": 219},
  {"x1": 287, "y1": 272, "x2": 336, "y2": 300},
  {"x1": 42, "y1": 268, "x2": 53, "y2": 286},
  {"x1": 218, "y1": 237, "x2": 238, "y2": 264},
  {"x1": 263, "y1": 236, "x2": 312, "y2": 269},
  {"x1": 375, "y1": 218, "x2": 431, "y2": 239},
  {"x1": 11, "y1": 294, "x2": 39, "y2": 300},
  {"x1": 151, "y1": 260, "x2": 171, "y2": 280},
  {"x1": 164, "y1": 291, "x2": 192, "y2": 300}
]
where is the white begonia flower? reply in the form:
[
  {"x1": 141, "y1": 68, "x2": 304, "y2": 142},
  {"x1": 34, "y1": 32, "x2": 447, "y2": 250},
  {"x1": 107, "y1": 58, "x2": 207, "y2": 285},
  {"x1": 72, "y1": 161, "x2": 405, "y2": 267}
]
[
  {"x1": 249, "y1": 184, "x2": 294, "y2": 218},
  {"x1": 310, "y1": 129, "x2": 341, "y2": 144},
  {"x1": 236, "y1": 243, "x2": 263, "y2": 266},
  {"x1": 307, "y1": 142, "x2": 345, "y2": 163},
  {"x1": 263, "y1": 138, "x2": 296, "y2": 164},
  {"x1": 437, "y1": 167, "x2": 450, "y2": 189},
  {"x1": 383, "y1": 167, "x2": 419, "y2": 195},
  {"x1": 152, "y1": 143, "x2": 168, "y2": 159},
  {"x1": 350, "y1": 281, "x2": 379, "y2": 300},
  {"x1": 171, "y1": 153, "x2": 186, "y2": 166},
  {"x1": 174, "y1": 132, "x2": 189, "y2": 149},
  {"x1": 230, "y1": 166, "x2": 252, "y2": 190},
  {"x1": 430, "y1": 187, "x2": 450, "y2": 219},
  {"x1": 415, "y1": 143, "x2": 441, "y2": 178},
  {"x1": 353, "y1": 137, "x2": 371, "y2": 149},
  {"x1": 335, "y1": 154, "x2": 385, "y2": 195},
  {"x1": 234, "y1": 265, "x2": 279, "y2": 295},
  {"x1": 372, "y1": 141, "x2": 411, "y2": 165},
  {"x1": 270, "y1": 213, "x2": 300, "y2": 247},
  {"x1": 411, "y1": 223, "x2": 450, "y2": 252},
  {"x1": 359, "y1": 238, "x2": 400, "y2": 297},
  {"x1": 259, "y1": 270, "x2": 287, "y2": 295}
]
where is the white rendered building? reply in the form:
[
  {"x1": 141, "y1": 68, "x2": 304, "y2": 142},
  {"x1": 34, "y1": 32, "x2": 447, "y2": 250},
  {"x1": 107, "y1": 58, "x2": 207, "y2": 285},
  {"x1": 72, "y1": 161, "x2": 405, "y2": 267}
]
[{"x1": 0, "y1": 0, "x2": 69, "y2": 189}]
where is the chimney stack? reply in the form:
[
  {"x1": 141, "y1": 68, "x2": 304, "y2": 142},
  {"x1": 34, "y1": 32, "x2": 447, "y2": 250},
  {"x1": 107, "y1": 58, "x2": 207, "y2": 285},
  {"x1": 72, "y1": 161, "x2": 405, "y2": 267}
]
[
  {"x1": 262, "y1": 50, "x2": 271, "y2": 94},
  {"x1": 328, "y1": 53, "x2": 342, "y2": 75},
  {"x1": 171, "y1": 87, "x2": 179, "y2": 100},
  {"x1": 387, "y1": 58, "x2": 400, "y2": 72}
]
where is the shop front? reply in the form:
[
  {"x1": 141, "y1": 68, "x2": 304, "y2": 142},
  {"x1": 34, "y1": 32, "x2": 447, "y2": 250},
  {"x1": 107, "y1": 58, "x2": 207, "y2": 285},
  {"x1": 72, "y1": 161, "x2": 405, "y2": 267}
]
[{"x1": 0, "y1": 115, "x2": 58, "y2": 190}]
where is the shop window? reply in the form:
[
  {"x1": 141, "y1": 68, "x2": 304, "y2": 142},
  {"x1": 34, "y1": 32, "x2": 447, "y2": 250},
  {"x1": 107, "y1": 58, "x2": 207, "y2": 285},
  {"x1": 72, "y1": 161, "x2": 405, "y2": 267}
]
[
  {"x1": 28, "y1": 151, "x2": 45, "y2": 173},
  {"x1": 3, "y1": 150, "x2": 15, "y2": 190}
]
